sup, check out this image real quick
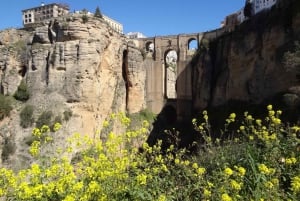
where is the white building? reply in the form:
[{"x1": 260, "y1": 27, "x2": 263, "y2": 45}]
[
  {"x1": 251, "y1": 0, "x2": 277, "y2": 14},
  {"x1": 126, "y1": 32, "x2": 146, "y2": 39},
  {"x1": 22, "y1": 3, "x2": 69, "y2": 26},
  {"x1": 233, "y1": 0, "x2": 277, "y2": 24},
  {"x1": 102, "y1": 15, "x2": 123, "y2": 34}
]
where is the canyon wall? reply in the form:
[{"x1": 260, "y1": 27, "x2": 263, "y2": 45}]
[{"x1": 0, "y1": 15, "x2": 146, "y2": 168}]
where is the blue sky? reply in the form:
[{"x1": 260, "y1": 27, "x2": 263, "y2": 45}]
[{"x1": 0, "y1": 0, "x2": 246, "y2": 37}]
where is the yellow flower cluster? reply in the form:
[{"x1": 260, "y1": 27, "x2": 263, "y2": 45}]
[
  {"x1": 258, "y1": 164, "x2": 275, "y2": 175},
  {"x1": 291, "y1": 176, "x2": 300, "y2": 193},
  {"x1": 224, "y1": 167, "x2": 234, "y2": 176},
  {"x1": 285, "y1": 157, "x2": 297, "y2": 165}
]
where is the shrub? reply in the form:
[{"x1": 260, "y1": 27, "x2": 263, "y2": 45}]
[
  {"x1": 63, "y1": 109, "x2": 73, "y2": 121},
  {"x1": 35, "y1": 110, "x2": 53, "y2": 128},
  {"x1": 50, "y1": 115, "x2": 62, "y2": 131},
  {"x1": 128, "y1": 108, "x2": 155, "y2": 129},
  {"x1": 20, "y1": 105, "x2": 34, "y2": 128},
  {"x1": 0, "y1": 108, "x2": 300, "y2": 200},
  {"x1": 1, "y1": 137, "x2": 16, "y2": 161},
  {"x1": 13, "y1": 80, "x2": 30, "y2": 102},
  {"x1": 81, "y1": 14, "x2": 88, "y2": 23},
  {"x1": 0, "y1": 94, "x2": 13, "y2": 120}
]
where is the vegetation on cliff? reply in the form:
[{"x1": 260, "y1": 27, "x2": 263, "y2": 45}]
[{"x1": 0, "y1": 106, "x2": 299, "y2": 200}]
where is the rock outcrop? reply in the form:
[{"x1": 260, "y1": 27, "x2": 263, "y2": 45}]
[
  {"x1": 0, "y1": 15, "x2": 146, "y2": 168},
  {"x1": 192, "y1": 0, "x2": 300, "y2": 118}
]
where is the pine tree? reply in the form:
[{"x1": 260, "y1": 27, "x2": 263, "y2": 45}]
[{"x1": 94, "y1": 6, "x2": 103, "y2": 18}]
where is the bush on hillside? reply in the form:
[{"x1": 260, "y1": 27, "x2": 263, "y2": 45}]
[
  {"x1": 0, "y1": 94, "x2": 13, "y2": 120},
  {"x1": 63, "y1": 109, "x2": 73, "y2": 121},
  {"x1": 0, "y1": 107, "x2": 300, "y2": 200},
  {"x1": 20, "y1": 105, "x2": 34, "y2": 128},
  {"x1": 13, "y1": 80, "x2": 30, "y2": 102},
  {"x1": 1, "y1": 137, "x2": 16, "y2": 162},
  {"x1": 35, "y1": 110, "x2": 53, "y2": 128}
]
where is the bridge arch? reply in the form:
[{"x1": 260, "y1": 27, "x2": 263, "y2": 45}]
[
  {"x1": 136, "y1": 32, "x2": 206, "y2": 117},
  {"x1": 188, "y1": 38, "x2": 198, "y2": 50},
  {"x1": 164, "y1": 49, "x2": 178, "y2": 99},
  {"x1": 145, "y1": 41, "x2": 154, "y2": 52}
]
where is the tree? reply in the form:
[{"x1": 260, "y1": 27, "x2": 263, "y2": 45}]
[
  {"x1": 13, "y1": 80, "x2": 30, "y2": 102},
  {"x1": 283, "y1": 41, "x2": 300, "y2": 80},
  {"x1": 244, "y1": 0, "x2": 253, "y2": 18},
  {"x1": 94, "y1": 6, "x2": 103, "y2": 18}
]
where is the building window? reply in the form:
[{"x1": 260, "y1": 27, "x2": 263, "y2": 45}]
[
  {"x1": 25, "y1": 14, "x2": 27, "y2": 18},
  {"x1": 29, "y1": 14, "x2": 31, "y2": 17},
  {"x1": 29, "y1": 19, "x2": 31, "y2": 22}
]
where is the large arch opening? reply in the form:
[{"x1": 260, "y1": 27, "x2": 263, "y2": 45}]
[
  {"x1": 188, "y1": 38, "x2": 198, "y2": 50},
  {"x1": 145, "y1": 41, "x2": 154, "y2": 52},
  {"x1": 164, "y1": 49, "x2": 177, "y2": 99}
]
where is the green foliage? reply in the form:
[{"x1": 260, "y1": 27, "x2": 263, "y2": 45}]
[
  {"x1": 94, "y1": 6, "x2": 103, "y2": 18},
  {"x1": 35, "y1": 110, "x2": 53, "y2": 129},
  {"x1": 1, "y1": 108, "x2": 300, "y2": 200},
  {"x1": 283, "y1": 41, "x2": 300, "y2": 79},
  {"x1": 0, "y1": 94, "x2": 13, "y2": 120},
  {"x1": 81, "y1": 14, "x2": 88, "y2": 23},
  {"x1": 63, "y1": 109, "x2": 73, "y2": 121},
  {"x1": 1, "y1": 137, "x2": 16, "y2": 162},
  {"x1": 20, "y1": 105, "x2": 34, "y2": 128},
  {"x1": 13, "y1": 80, "x2": 30, "y2": 102},
  {"x1": 128, "y1": 109, "x2": 155, "y2": 129}
]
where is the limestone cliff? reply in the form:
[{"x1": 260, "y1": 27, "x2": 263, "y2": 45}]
[
  {"x1": 0, "y1": 15, "x2": 146, "y2": 168},
  {"x1": 192, "y1": 0, "x2": 300, "y2": 119}
]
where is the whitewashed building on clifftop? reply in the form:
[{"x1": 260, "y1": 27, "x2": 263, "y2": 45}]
[
  {"x1": 22, "y1": 3, "x2": 69, "y2": 26},
  {"x1": 126, "y1": 32, "x2": 146, "y2": 39},
  {"x1": 222, "y1": 0, "x2": 277, "y2": 29},
  {"x1": 251, "y1": 0, "x2": 277, "y2": 14},
  {"x1": 102, "y1": 15, "x2": 123, "y2": 34}
]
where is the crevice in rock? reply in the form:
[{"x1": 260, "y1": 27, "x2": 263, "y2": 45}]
[
  {"x1": 0, "y1": 83, "x2": 4, "y2": 95},
  {"x1": 76, "y1": 44, "x2": 80, "y2": 62},
  {"x1": 48, "y1": 21, "x2": 54, "y2": 44},
  {"x1": 122, "y1": 49, "x2": 132, "y2": 111},
  {"x1": 18, "y1": 65, "x2": 27, "y2": 77},
  {"x1": 46, "y1": 51, "x2": 50, "y2": 85}
]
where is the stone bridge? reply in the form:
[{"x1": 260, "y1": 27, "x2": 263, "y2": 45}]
[{"x1": 136, "y1": 33, "x2": 204, "y2": 119}]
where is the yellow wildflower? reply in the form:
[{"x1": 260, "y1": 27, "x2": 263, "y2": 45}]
[
  {"x1": 236, "y1": 166, "x2": 246, "y2": 176},
  {"x1": 196, "y1": 167, "x2": 206, "y2": 176},
  {"x1": 221, "y1": 193, "x2": 233, "y2": 201},
  {"x1": 230, "y1": 179, "x2": 242, "y2": 190},
  {"x1": 224, "y1": 167, "x2": 233, "y2": 176},
  {"x1": 136, "y1": 174, "x2": 147, "y2": 185},
  {"x1": 192, "y1": 163, "x2": 198, "y2": 169},
  {"x1": 258, "y1": 164, "x2": 274, "y2": 175},
  {"x1": 291, "y1": 176, "x2": 300, "y2": 193},
  {"x1": 267, "y1": 104, "x2": 273, "y2": 111},
  {"x1": 158, "y1": 194, "x2": 167, "y2": 201},
  {"x1": 286, "y1": 157, "x2": 297, "y2": 165},
  {"x1": 53, "y1": 122, "x2": 62, "y2": 132},
  {"x1": 203, "y1": 188, "x2": 211, "y2": 198}
]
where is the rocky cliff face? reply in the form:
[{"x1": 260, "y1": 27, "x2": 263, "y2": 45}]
[
  {"x1": 192, "y1": 0, "x2": 300, "y2": 118},
  {"x1": 0, "y1": 15, "x2": 146, "y2": 168}
]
